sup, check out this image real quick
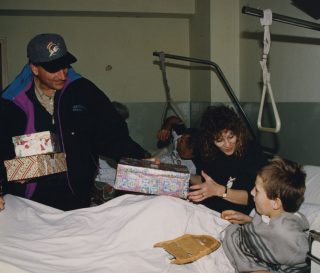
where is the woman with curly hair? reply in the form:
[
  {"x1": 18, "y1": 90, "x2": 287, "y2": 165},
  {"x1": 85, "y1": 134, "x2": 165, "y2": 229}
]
[{"x1": 188, "y1": 105, "x2": 267, "y2": 214}]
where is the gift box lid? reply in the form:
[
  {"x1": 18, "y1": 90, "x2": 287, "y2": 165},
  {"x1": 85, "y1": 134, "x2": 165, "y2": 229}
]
[
  {"x1": 12, "y1": 131, "x2": 56, "y2": 144},
  {"x1": 118, "y1": 158, "x2": 189, "y2": 174}
]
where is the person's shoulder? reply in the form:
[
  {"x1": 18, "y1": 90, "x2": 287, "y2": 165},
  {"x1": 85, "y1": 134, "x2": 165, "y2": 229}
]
[
  {"x1": 68, "y1": 77, "x2": 97, "y2": 89},
  {"x1": 245, "y1": 139, "x2": 263, "y2": 152},
  {"x1": 281, "y1": 212, "x2": 310, "y2": 230},
  {"x1": 67, "y1": 77, "x2": 109, "y2": 99},
  {"x1": 240, "y1": 140, "x2": 268, "y2": 168},
  {"x1": 244, "y1": 140, "x2": 267, "y2": 157}
]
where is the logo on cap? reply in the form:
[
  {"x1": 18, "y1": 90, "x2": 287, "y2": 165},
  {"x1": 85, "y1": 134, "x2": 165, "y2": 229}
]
[{"x1": 47, "y1": 42, "x2": 60, "y2": 58}]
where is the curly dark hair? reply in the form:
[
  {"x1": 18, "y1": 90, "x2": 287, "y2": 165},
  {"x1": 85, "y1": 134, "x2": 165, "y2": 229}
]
[{"x1": 199, "y1": 105, "x2": 248, "y2": 160}]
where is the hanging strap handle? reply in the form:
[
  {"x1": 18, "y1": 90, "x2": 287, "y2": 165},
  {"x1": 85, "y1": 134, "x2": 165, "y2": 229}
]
[
  {"x1": 257, "y1": 9, "x2": 281, "y2": 133},
  {"x1": 158, "y1": 52, "x2": 185, "y2": 123}
]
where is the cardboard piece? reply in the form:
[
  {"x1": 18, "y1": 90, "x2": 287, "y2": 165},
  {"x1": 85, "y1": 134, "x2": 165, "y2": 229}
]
[{"x1": 154, "y1": 234, "x2": 221, "y2": 264}]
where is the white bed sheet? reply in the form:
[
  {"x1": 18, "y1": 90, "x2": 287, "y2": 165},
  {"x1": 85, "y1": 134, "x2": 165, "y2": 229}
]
[
  {"x1": 0, "y1": 194, "x2": 234, "y2": 273},
  {"x1": 304, "y1": 165, "x2": 320, "y2": 206},
  {"x1": 2, "y1": 163, "x2": 320, "y2": 273}
]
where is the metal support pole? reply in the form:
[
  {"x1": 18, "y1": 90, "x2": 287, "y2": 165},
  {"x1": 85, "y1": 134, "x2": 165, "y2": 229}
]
[
  {"x1": 153, "y1": 51, "x2": 256, "y2": 140},
  {"x1": 242, "y1": 6, "x2": 320, "y2": 31}
]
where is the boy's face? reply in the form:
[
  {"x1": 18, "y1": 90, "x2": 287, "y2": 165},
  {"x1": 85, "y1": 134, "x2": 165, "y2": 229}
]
[
  {"x1": 251, "y1": 175, "x2": 273, "y2": 217},
  {"x1": 177, "y1": 135, "x2": 193, "y2": 159}
]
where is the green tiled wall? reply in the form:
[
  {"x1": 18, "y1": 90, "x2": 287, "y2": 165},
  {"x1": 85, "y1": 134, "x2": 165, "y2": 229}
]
[{"x1": 124, "y1": 101, "x2": 320, "y2": 166}]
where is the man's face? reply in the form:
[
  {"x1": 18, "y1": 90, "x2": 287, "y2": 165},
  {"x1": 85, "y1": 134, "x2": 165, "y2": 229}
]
[
  {"x1": 30, "y1": 64, "x2": 68, "y2": 91},
  {"x1": 177, "y1": 134, "x2": 193, "y2": 159}
]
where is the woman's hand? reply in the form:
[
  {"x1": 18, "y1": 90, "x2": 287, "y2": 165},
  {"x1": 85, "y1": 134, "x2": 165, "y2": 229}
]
[
  {"x1": 188, "y1": 171, "x2": 225, "y2": 202},
  {"x1": 0, "y1": 196, "x2": 5, "y2": 211},
  {"x1": 221, "y1": 210, "x2": 252, "y2": 224}
]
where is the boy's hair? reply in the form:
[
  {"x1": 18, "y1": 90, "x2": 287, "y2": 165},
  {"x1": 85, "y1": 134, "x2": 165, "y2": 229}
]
[{"x1": 257, "y1": 156, "x2": 306, "y2": 212}]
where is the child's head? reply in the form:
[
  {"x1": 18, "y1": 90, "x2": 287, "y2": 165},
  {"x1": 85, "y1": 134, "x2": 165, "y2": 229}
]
[
  {"x1": 176, "y1": 128, "x2": 198, "y2": 159},
  {"x1": 251, "y1": 157, "x2": 306, "y2": 216},
  {"x1": 251, "y1": 156, "x2": 306, "y2": 216}
]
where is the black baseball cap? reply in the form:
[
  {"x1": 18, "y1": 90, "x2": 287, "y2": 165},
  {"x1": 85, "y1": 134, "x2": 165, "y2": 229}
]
[{"x1": 27, "y1": 33, "x2": 77, "y2": 73}]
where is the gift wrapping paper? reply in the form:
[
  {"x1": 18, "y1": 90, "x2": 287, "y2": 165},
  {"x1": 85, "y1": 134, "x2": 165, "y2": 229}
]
[
  {"x1": 12, "y1": 131, "x2": 60, "y2": 157},
  {"x1": 114, "y1": 158, "x2": 190, "y2": 199},
  {"x1": 4, "y1": 153, "x2": 67, "y2": 181}
]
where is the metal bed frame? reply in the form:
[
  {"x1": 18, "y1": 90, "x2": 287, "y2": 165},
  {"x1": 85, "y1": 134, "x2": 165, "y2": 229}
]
[{"x1": 153, "y1": 51, "x2": 257, "y2": 140}]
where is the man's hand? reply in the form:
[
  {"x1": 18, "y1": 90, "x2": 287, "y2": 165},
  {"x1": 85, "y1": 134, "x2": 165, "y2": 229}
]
[{"x1": 15, "y1": 179, "x2": 29, "y2": 184}]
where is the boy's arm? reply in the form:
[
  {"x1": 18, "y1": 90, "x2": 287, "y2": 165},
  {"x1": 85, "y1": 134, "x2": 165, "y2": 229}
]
[{"x1": 221, "y1": 210, "x2": 253, "y2": 224}]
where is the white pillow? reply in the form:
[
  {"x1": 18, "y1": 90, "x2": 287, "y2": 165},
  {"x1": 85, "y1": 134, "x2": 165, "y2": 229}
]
[
  {"x1": 299, "y1": 202, "x2": 320, "y2": 231},
  {"x1": 303, "y1": 165, "x2": 320, "y2": 205}
]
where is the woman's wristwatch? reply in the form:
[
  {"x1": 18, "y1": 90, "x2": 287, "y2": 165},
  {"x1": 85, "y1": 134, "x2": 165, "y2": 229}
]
[
  {"x1": 222, "y1": 176, "x2": 236, "y2": 198},
  {"x1": 222, "y1": 186, "x2": 228, "y2": 198}
]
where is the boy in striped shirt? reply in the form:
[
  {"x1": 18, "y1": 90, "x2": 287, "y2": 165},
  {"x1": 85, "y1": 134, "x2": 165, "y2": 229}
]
[{"x1": 222, "y1": 157, "x2": 310, "y2": 273}]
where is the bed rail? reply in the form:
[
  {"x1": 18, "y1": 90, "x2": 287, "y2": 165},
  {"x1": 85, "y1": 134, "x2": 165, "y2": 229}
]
[
  {"x1": 153, "y1": 51, "x2": 256, "y2": 140},
  {"x1": 242, "y1": 6, "x2": 320, "y2": 31},
  {"x1": 308, "y1": 230, "x2": 320, "y2": 270}
]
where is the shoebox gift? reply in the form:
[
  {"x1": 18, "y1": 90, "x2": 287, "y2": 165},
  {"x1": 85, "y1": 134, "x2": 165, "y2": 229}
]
[
  {"x1": 4, "y1": 153, "x2": 67, "y2": 181},
  {"x1": 12, "y1": 131, "x2": 60, "y2": 157},
  {"x1": 114, "y1": 158, "x2": 190, "y2": 199}
]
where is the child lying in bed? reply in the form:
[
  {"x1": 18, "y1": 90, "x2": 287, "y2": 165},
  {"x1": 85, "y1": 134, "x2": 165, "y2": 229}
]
[{"x1": 221, "y1": 156, "x2": 310, "y2": 273}]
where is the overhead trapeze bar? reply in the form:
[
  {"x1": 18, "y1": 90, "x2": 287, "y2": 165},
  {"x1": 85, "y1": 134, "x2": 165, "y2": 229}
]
[{"x1": 242, "y1": 6, "x2": 320, "y2": 31}]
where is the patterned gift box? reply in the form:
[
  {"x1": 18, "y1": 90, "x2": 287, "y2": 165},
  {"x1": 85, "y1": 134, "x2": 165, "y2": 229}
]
[
  {"x1": 4, "y1": 153, "x2": 67, "y2": 181},
  {"x1": 12, "y1": 131, "x2": 60, "y2": 157},
  {"x1": 114, "y1": 158, "x2": 190, "y2": 199}
]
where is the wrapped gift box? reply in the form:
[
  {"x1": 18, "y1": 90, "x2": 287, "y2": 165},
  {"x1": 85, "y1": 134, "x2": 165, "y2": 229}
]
[
  {"x1": 4, "y1": 153, "x2": 67, "y2": 181},
  {"x1": 114, "y1": 158, "x2": 190, "y2": 199},
  {"x1": 12, "y1": 131, "x2": 60, "y2": 157}
]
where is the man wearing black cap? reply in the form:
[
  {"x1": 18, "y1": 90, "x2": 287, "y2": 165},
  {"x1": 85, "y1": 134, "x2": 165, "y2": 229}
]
[{"x1": 0, "y1": 33, "x2": 147, "y2": 210}]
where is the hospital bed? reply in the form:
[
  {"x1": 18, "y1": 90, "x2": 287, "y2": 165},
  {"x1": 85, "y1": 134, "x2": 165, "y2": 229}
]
[
  {"x1": 301, "y1": 165, "x2": 320, "y2": 273},
  {"x1": 0, "y1": 164, "x2": 319, "y2": 273}
]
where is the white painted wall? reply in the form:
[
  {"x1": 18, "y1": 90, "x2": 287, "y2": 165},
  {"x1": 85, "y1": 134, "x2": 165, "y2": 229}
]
[
  {"x1": 240, "y1": 0, "x2": 320, "y2": 102},
  {"x1": 0, "y1": 1, "x2": 193, "y2": 103},
  {"x1": 0, "y1": 0, "x2": 195, "y2": 14},
  {"x1": 3, "y1": 0, "x2": 320, "y2": 104},
  {"x1": 210, "y1": 0, "x2": 240, "y2": 102}
]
